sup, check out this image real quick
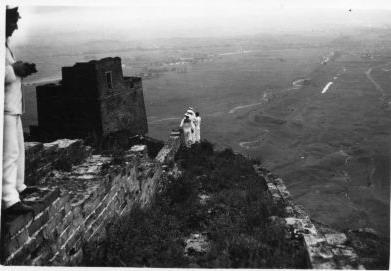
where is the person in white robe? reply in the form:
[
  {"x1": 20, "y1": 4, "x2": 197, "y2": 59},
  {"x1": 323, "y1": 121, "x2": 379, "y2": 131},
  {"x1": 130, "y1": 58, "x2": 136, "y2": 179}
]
[
  {"x1": 194, "y1": 112, "x2": 201, "y2": 143},
  {"x1": 186, "y1": 108, "x2": 196, "y2": 143},
  {"x1": 180, "y1": 114, "x2": 195, "y2": 147}
]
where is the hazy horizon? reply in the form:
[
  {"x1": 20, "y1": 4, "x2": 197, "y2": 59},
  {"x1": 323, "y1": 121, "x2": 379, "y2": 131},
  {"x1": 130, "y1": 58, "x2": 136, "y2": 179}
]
[{"x1": 7, "y1": 1, "x2": 391, "y2": 46}]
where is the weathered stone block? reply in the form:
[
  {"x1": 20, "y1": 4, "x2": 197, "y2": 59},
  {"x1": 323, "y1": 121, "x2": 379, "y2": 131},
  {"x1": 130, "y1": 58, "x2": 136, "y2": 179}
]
[
  {"x1": 92, "y1": 211, "x2": 108, "y2": 230},
  {"x1": 130, "y1": 144, "x2": 148, "y2": 158},
  {"x1": 56, "y1": 195, "x2": 70, "y2": 209},
  {"x1": 72, "y1": 206, "x2": 82, "y2": 219},
  {"x1": 325, "y1": 233, "x2": 348, "y2": 246},
  {"x1": 107, "y1": 184, "x2": 119, "y2": 200},
  {"x1": 271, "y1": 192, "x2": 282, "y2": 201},
  {"x1": 72, "y1": 216, "x2": 84, "y2": 229},
  {"x1": 23, "y1": 188, "x2": 59, "y2": 219},
  {"x1": 116, "y1": 189, "x2": 126, "y2": 202},
  {"x1": 3, "y1": 237, "x2": 19, "y2": 258},
  {"x1": 25, "y1": 142, "x2": 44, "y2": 157},
  {"x1": 308, "y1": 244, "x2": 334, "y2": 260},
  {"x1": 267, "y1": 183, "x2": 278, "y2": 191},
  {"x1": 293, "y1": 205, "x2": 309, "y2": 219},
  {"x1": 48, "y1": 203, "x2": 59, "y2": 219},
  {"x1": 303, "y1": 233, "x2": 326, "y2": 246},
  {"x1": 273, "y1": 177, "x2": 284, "y2": 185},
  {"x1": 40, "y1": 189, "x2": 61, "y2": 206},
  {"x1": 65, "y1": 230, "x2": 83, "y2": 254},
  {"x1": 23, "y1": 255, "x2": 33, "y2": 265},
  {"x1": 59, "y1": 225, "x2": 74, "y2": 247},
  {"x1": 88, "y1": 221, "x2": 105, "y2": 242},
  {"x1": 31, "y1": 254, "x2": 46, "y2": 266},
  {"x1": 312, "y1": 260, "x2": 338, "y2": 269},
  {"x1": 84, "y1": 211, "x2": 97, "y2": 229},
  {"x1": 28, "y1": 210, "x2": 49, "y2": 236},
  {"x1": 95, "y1": 197, "x2": 109, "y2": 216},
  {"x1": 5, "y1": 246, "x2": 30, "y2": 265},
  {"x1": 69, "y1": 249, "x2": 83, "y2": 266},
  {"x1": 47, "y1": 248, "x2": 66, "y2": 266},
  {"x1": 25, "y1": 233, "x2": 45, "y2": 257},
  {"x1": 54, "y1": 208, "x2": 67, "y2": 226},
  {"x1": 16, "y1": 228, "x2": 29, "y2": 247},
  {"x1": 3, "y1": 212, "x2": 34, "y2": 237},
  {"x1": 62, "y1": 212, "x2": 74, "y2": 229},
  {"x1": 84, "y1": 225, "x2": 95, "y2": 242},
  {"x1": 155, "y1": 137, "x2": 181, "y2": 163},
  {"x1": 64, "y1": 201, "x2": 71, "y2": 215},
  {"x1": 83, "y1": 196, "x2": 101, "y2": 217},
  {"x1": 42, "y1": 223, "x2": 56, "y2": 240}
]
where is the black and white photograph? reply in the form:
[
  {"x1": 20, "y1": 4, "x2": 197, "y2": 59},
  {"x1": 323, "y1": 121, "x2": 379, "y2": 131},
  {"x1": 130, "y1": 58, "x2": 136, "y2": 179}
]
[{"x1": 1, "y1": 0, "x2": 390, "y2": 268}]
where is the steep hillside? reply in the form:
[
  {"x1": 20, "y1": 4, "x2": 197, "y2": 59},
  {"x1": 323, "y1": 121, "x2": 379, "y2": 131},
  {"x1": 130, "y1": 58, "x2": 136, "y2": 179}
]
[{"x1": 84, "y1": 142, "x2": 307, "y2": 268}]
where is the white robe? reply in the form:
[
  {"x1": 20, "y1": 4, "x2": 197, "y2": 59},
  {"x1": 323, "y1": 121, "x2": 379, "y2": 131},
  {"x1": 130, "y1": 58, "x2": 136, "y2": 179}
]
[
  {"x1": 186, "y1": 111, "x2": 196, "y2": 143},
  {"x1": 3, "y1": 43, "x2": 26, "y2": 208},
  {"x1": 180, "y1": 118, "x2": 195, "y2": 147},
  {"x1": 5, "y1": 42, "x2": 23, "y2": 115},
  {"x1": 194, "y1": 116, "x2": 201, "y2": 142}
]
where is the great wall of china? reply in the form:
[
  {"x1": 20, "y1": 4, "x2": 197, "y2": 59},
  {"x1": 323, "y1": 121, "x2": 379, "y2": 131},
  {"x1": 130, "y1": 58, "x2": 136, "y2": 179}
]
[{"x1": 0, "y1": 130, "x2": 364, "y2": 268}]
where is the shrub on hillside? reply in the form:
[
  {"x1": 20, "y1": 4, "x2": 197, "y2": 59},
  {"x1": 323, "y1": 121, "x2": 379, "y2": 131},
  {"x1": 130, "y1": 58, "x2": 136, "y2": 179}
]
[
  {"x1": 83, "y1": 208, "x2": 189, "y2": 267},
  {"x1": 83, "y1": 140, "x2": 307, "y2": 268}
]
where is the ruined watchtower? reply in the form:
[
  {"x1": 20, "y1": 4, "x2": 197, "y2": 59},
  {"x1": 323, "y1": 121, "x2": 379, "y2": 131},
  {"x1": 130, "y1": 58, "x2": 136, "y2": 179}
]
[{"x1": 30, "y1": 57, "x2": 148, "y2": 141}]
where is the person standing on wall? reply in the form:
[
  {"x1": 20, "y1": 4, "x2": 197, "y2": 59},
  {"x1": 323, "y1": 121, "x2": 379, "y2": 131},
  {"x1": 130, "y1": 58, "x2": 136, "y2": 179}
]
[
  {"x1": 3, "y1": 6, "x2": 39, "y2": 215},
  {"x1": 194, "y1": 112, "x2": 201, "y2": 143},
  {"x1": 186, "y1": 107, "x2": 196, "y2": 144},
  {"x1": 179, "y1": 114, "x2": 195, "y2": 148}
]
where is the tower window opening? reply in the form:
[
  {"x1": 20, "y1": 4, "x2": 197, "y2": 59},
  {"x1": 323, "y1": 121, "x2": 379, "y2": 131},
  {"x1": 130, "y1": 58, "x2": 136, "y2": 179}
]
[{"x1": 105, "y1": 71, "x2": 113, "y2": 90}]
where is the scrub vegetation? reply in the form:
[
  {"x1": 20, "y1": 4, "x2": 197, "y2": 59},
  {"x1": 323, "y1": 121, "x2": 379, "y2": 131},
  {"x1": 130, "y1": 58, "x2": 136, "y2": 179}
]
[{"x1": 83, "y1": 141, "x2": 307, "y2": 268}]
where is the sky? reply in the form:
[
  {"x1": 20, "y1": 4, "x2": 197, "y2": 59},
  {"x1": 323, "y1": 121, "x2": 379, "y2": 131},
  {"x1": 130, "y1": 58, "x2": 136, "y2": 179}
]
[
  {"x1": 4, "y1": 0, "x2": 391, "y2": 43},
  {"x1": 5, "y1": 0, "x2": 391, "y2": 9}
]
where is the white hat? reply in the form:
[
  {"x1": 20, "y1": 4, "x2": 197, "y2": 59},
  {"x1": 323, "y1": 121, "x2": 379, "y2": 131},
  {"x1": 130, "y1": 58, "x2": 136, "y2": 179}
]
[{"x1": 186, "y1": 110, "x2": 195, "y2": 115}]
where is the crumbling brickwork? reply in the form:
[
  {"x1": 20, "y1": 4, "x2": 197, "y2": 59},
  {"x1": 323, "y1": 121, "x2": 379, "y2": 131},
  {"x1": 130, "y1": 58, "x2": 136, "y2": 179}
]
[
  {"x1": 252, "y1": 165, "x2": 365, "y2": 269},
  {"x1": 0, "y1": 131, "x2": 182, "y2": 266}
]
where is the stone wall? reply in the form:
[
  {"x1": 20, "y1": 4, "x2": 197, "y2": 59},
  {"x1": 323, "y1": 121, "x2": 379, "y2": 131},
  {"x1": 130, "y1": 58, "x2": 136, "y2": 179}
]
[
  {"x1": 253, "y1": 164, "x2": 365, "y2": 269},
  {"x1": 1, "y1": 131, "x2": 182, "y2": 266},
  {"x1": 24, "y1": 139, "x2": 93, "y2": 186}
]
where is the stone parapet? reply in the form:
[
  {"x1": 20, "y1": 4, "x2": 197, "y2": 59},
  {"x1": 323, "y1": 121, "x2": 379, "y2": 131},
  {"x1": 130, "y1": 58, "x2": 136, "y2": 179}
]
[
  {"x1": 155, "y1": 129, "x2": 182, "y2": 163},
  {"x1": 1, "y1": 134, "x2": 183, "y2": 266},
  {"x1": 253, "y1": 165, "x2": 365, "y2": 269}
]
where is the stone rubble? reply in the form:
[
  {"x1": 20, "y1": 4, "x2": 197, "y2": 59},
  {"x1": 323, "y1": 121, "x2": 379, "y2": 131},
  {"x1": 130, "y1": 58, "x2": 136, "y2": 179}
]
[{"x1": 184, "y1": 233, "x2": 209, "y2": 256}]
